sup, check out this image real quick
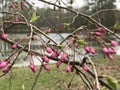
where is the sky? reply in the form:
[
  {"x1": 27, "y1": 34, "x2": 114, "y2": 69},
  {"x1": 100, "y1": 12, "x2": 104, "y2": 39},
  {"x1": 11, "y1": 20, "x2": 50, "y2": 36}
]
[{"x1": 28, "y1": 0, "x2": 120, "y2": 9}]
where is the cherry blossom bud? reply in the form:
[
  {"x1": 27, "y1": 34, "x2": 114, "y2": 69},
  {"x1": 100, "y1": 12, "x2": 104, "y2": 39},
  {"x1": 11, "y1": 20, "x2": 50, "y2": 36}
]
[
  {"x1": 46, "y1": 47, "x2": 52, "y2": 53},
  {"x1": 6, "y1": 16, "x2": 10, "y2": 21},
  {"x1": 108, "y1": 48, "x2": 114, "y2": 54},
  {"x1": 45, "y1": 28, "x2": 51, "y2": 33},
  {"x1": 97, "y1": 27, "x2": 105, "y2": 32},
  {"x1": 61, "y1": 52, "x2": 67, "y2": 61},
  {"x1": 9, "y1": 3, "x2": 15, "y2": 8},
  {"x1": 65, "y1": 64, "x2": 71, "y2": 73},
  {"x1": 82, "y1": 64, "x2": 89, "y2": 71},
  {"x1": 43, "y1": 65, "x2": 50, "y2": 71},
  {"x1": 75, "y1": 43, "x2": 79, "y2": 48},
  {"x1": 94, "y1": 32, "x2": 102, "y2": 37},
  {"x1": 1, "y1": 33, "x2": 7, "y2": 40},
  {"x1": 12, "y1": 43, "x2": 18, "y2": 49},
  {"x1": 90, "y1": 48, "x2": 96, "y2": 54},
  {"x1": 102, "y1": 47, "x2": 108, "y2": 53},
  {"x1": 108, "y1": 54, "x2": 114, "y2": 60},
  {"x1": 30, "y1": 62, "x2": 37, "y2": 73},
  {"x1": 50, "y1": 51, "x2": 57, "y2": 58},
  {"x1": 56, "y1": 61, "x2": 61, "y2": 68},
  {"x1": 110, "y1": 40, "x2": 118, "y2": 47},
  {"x1": 2, "y1": 66, "x2": 11, "y2": 73},
  {"x1": 84, "y1": 45, "x2": 91, "y2": 53},
  {"x1": 0, "y1": 61, "x2": 8, "y2": 68},
  {"x1": 42, "y1": 55, "x2": 49, "y2": 63},
  {"x1": 111, "y1": 48, "x2": 116, "y2": 54},
  {"x1": 55, "y1": 50, "x2": 61, "y2": 57}
]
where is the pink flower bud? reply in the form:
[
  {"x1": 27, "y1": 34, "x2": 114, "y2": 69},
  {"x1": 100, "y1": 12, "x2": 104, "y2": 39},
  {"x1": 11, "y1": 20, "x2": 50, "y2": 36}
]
[
  {"x1": 0, "y1": 61, "x2": 8, "y2": 68},
  {"x1": 50, "y1": 51, "x2": 57, "y2": 58},
  {"x1": 94, "y1": 32, "x2": 102, "y2": 37},
  {"x1": 108, "y1": 54, "x2": 114, "y2": 60},
  {"x1": 43, "y1": 65, "x2": 50, "y2": 71},
  {"x1": 2, "y1": 66, "x2": 11, "y2": 73},
  {"x1": 97, "y1": 27, "x2": 105, "y2": 32},
  {"x1": 75, "y1": 43, "x2": 79, "y2": 48},
  {"x1": 46, "y1": 47, "x2": 52, "y2": 53},
  {"x1": 110, "y1": 40, "x2": 118, "y2": 47},
  {"x1": 30, "y1": 62, "x2": 37, "y2": 73},
  {"x1": 111, "y1": 48, "x2": 116, "y2": 54},
  {"x1": 1, "y1": 33, "x2": 7, "y2": 40},
  {"x1": 9, "y1": 3, "x2": 15, "y2": 8},
  {"x1": 90, "y1": 48, "x2": 96, "y2": 54},
  {"x1": 44, "y1": 28, "x2": 51, "y2": 33},
  {"x1": 56, "y1": 61, "x2": 61, "y2": 68},
  {"x1": 42, "y1": 55, "x2": 49, "y2": 63},
  {"x1": 55, "y1": 50, "x2": 61, "y2": 57},
  {"x1": 61, "y1": 52, "x2": 67, "y2": 61},
  {"x1": 12, "y1": 43, "x2": 18, "y2": 49},
  {"x1": 102, "y1": 47, "x2": 108, "y2": 53},
  {"x1": 84, "y1": 45, "x2": 91, "y2": 53},
  {"x1": 82, "y1": 64, "x2": 89, "y2": 71},
  {"x1": 65, "y1": 64, "x2": 71, "y2": 73},
  {"x1": 108, "y1": 48, "x2": 114, "y2": 54}
]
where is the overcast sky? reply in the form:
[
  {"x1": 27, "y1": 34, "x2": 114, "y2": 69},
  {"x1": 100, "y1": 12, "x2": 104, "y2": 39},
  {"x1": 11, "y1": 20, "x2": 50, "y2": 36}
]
[{"x1": 28, "y1": 0, "x2": 120, "y2": 9}]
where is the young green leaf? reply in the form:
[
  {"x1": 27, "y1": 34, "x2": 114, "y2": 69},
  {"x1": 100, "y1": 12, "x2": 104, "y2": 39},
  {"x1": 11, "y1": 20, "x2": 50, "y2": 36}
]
[
  {"x1": 100, "y1": 87, "x2": 106, "y2": 90},
  {"x1": 77, "y1": 39, "x2": 86, "y2": 45},
  {"x1": 104, "y1": 75, "x2": 119, "y2": 90},
  {"x1": 63, "y1": 23, "x2": 70, "y2": 27},
  {"x1": 30, "y1": 11, "x2": 40, "y2": 23},
  {"x1": 22, "y1": 83, "x2": 25, "y2": 90},
  {"x1": 57, "y1": 45, "x2": 64, "y2": 49},
  {"x1": 114, "y1": 21, "x2": 119, "y2": 29}
]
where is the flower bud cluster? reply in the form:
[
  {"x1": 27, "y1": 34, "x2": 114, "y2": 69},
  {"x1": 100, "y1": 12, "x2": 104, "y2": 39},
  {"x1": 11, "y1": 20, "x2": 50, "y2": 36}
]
[{"x1": 0, "y1": 59, "x2": 10, "y2": 73}]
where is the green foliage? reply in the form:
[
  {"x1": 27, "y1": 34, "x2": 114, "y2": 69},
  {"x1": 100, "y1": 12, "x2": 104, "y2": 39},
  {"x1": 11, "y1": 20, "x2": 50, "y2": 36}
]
[
  {"x1": 57, "y1": 44, "x2": 65, "y2": 49},
  {"x1": 22, "y1": 83, "x2": 25, "y2": 90},
  {"x1": 104, "y1": 75, "x2": 120, "y2": 90},
  {"x1": 30, "y1": 11, "x2": 40, "y2": 23},
  {"x1": 63, "y1": 23, "x2": 70, "y2": 27},
  {"x1": 114, "y1": 21, "x2": 119, "y2": 29},
  {"x1": 77, "y1": 39, "x2": 86, "y2": 45},
  {"x1": 100, "y1": 87, "x2": 106, "y2": 90}
]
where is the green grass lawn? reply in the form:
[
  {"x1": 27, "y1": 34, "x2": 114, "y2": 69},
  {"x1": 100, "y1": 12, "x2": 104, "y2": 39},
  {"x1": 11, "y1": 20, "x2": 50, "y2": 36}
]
[{"x1": 0, "y1": 55, "x2": 120, "y2": 90}]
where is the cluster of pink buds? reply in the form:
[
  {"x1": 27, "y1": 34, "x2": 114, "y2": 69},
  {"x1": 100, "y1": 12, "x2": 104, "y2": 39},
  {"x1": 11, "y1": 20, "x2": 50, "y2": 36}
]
[
  {"x1": 84, "y1": 45, "x2": 96, "y2": 54},
  {"x1": 93, "y1": 27, "x2": 105, "y2": 37},
  {"x1": 102, "y1": 40, "x2": 118, "y2": 60},
  {"x1": 102, "y1": 47, "x2": 116, "y2": 60},
  {"x1": 0, "y1": 59, "x2": 10, "y2": 73},
  {"x1": 45, "y1": 46, "x2": 60, "y2": 58}
]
